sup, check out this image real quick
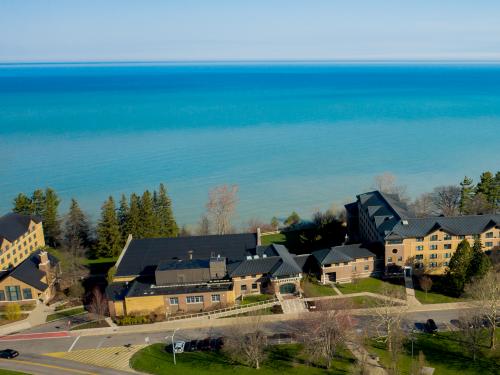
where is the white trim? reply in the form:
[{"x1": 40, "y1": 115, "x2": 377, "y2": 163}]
[{"x1": 114, "y1": 234, "x2": 133, "y2": 271}]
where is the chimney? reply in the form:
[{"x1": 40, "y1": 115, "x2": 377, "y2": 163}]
[
  {"x1": 256, "y1": 227, "x2": 262, "y2": 246},
  {"x1": 38, "y1": 251, "x2": 50, "y2": 273},
  {"x1": 188, "y1": 250, "x2": 193, "y2": 260}
]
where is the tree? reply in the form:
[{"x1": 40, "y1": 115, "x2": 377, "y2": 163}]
[
  {"x1": 459, "y1": 176, "x2": 475, "y2": 214},
  {"x1": 284, "y1": 211, "x2": 300, "y2": 228},
  {"x1": 140, "y1": 190, "x2": 159, "y2": 238},
  {"x1": 88, "y1": 287, "x2": 108, "y2": 323},
  {"x1": 117, "y1": 194, "x2": 130, "y2": 240},
  {"x1": 224, "y1": 315, "x2": 267, "y2": 369},
  {"x1": 96, "y1": 197, "x2": 122, "y2": 257},
  {"x1": 446, "y1": 239, "x2": 473, "y2": 295},
  {"x1": 63, "y1": 199, "x2": 90, "y2": 284},
  {"x1": 458, "y1": 312, "x2": 488, "y2": 361},
  {"x1": 12, "y1": 193, "x2": 33, "y2": 215},
  {"x1": 373, "y1": 172, "x2": 408, "y2": 202},
  {"x1": 465, "y1": 269, "x2": 500, "y2": 349},
  {"x1": 270, "y1": 216, "x2": 279, "y2": 231},
  {"x1": 154, "y1": 183, "x2": 179, "y2": 237},
  {"x1": 468, "y1": 193, "x2": 491, "y2": 215},
  {"x1": 419, "y1": 275, "x2": 433, "y2": 300},
  {"x1": 467, "y1": 237, "x2": 491, "y2": 281},
  {"x1": 410, "y1": 192, "x2": 435, "y2": 218},
  {"x1": 43, "y1": 188, "x2": 61, "y2": 247},
  {"x1": 127, "y1": 193, "x2": 142, "y2": 238},
  {"x1": 432, "y1": 185, "x2": 461, "y2": 216},
  {"x1": 197, "y1": 215, "x2": 211, "y2": 235},
  {"x1": 476, "y1": 171, "x2": 496, "y2": 211},
  {"x1": 5, "y1": 303, "x2": 21, "y2": 321},
  {"x1": 31, "y1": 189, "x2": 45, "y2": 217},
  {"x1": 206, "y1": 185, "x2": 239, "y2": 235}
]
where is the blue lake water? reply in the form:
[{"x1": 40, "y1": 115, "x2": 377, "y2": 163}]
[{"x1": 1, "y1": 63, "x2": 499, "y2": 226}]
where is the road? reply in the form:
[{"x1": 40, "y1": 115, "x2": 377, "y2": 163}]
[{"x1": 0, "y1": 307, "x2": 472, "y2": 374}]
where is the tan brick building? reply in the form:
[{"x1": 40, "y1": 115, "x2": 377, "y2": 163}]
[{"x1": 347, "y1": 191, "x2": 500, "y2": 275}]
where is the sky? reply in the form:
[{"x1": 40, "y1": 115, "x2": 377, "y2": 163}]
[{"x1": 1, "y1": 0, "x2": 500, "y2": 62}]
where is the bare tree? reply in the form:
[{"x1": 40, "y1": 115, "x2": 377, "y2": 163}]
[
  {"x1": 88, "y1": 287, "x2": 108, "y2": 323},
  {"x1": 373, "y1": 172, "x2": 408, "y2": 201},
  {"x1": 224, "y1": 315, "x2": 267, "y2": 369},
  {"x1": 197, "y1": 215, "x2": 211, "y2": 235},
  {"x1": 419, "y1": 276, "x2": 433, "y2": 300},
  {"x1": 206, "y1": 185, "x2": 239, "y2": 235},
  {"x1": 465, "y1": 269, "x2": 500, "y2": 349},
  {"x1": 299, "y1": 309, "x2": 354, "y2": 369},
  {"x1": 458, "y1": 312, "x2": 488, "y2": 361},
  {"x1": 432, "y1": 185, "x2": 461, "y2": 216},
  {"x1": 410, "y1": 192, "x2": 435, "y2": 217},
  {"x1": 246, "y1": 218, "x2": 274, "y2": 233}
]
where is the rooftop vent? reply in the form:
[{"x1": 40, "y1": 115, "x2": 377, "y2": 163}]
[
  {"x1": 246, "y1": 255, "x2": 252, "y2": 260},
  {"x1": 253, "y1": 255, "x2": 259, "y2": 259},
  {"x1": 262, "y1": 254, "x2": 267, "y2": 258},
  {"x1": 402, "y1": 220, "x2": 409, "y2": 225}
]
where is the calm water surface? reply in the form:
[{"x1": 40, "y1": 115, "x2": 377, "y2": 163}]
[{"x1": 1, "y1": 63, "x2": 499, "y2": 226}]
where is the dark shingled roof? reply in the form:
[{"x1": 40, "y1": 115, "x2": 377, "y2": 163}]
[
  {"x1": 115, "y1": 233, "x2": 258, "y2": 277},
  {"x1": 387, "y1": 215, "x2": 500, "y2": 239},
  {"x1": 157, "y1": 259, "x2": 209, "y2": 271},
  {"x1": 312, "y1": 243, "x2": 375, "y2": 265},
  {"x1": 0, "y1": 213, "x2": 41, "y2": 243},
  {"x1": 1, "y1": 250, "x2": 59, "y2": 291}
]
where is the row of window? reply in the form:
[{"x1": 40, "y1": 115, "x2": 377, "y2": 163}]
[
  {"x1": 0, "y1": 286, "x2": 33, "y2": 301},
  {"x1": 169, "y1": 294, "x2": 221, "y2": 305},
  {"x1": 416, "y1": 244, "x2": 453, "y2": 251},
  {"x1": 415, "y1": 232, "x2": 496, "y2": 243},
  {"x1": 241, "y1": 283, "x2": 258, "y2": 291}
]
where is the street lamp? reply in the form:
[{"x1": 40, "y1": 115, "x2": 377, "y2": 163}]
[{"x1": 170, "y1": 328, "x2": 179, "y2": 365}]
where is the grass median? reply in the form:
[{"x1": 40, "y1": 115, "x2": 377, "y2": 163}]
[{"x1": 46, "y1": 307, "x2": 86, "y2": 322}]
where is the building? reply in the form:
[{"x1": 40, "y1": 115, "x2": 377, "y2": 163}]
[
  {"x1": 106, "y1": 233, "x2": 308, "y2": 317},
  {"x1": 0, "y1": 212, "x2": 46, "y2": 270},
  {"x1": 347, "y1": 191, "x2": 500, "y2": 274},
  {"x1": 311, "y1": 243, "x2": 377, "y2": 283},
  {"x1": 0, "y1": 250, "x2": 59, "y2": 304}
]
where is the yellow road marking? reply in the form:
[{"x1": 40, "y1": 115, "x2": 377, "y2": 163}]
[{"x1": 0, "y1": 358, "x2": 98, "y2": 375}]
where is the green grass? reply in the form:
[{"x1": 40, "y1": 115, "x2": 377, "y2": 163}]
[
  {"x1": 0, "y1": 303, "x2": 36, "y2": 312},
  {"x1": 83, "y1": 256, "x2": 118, "y2": 265},
  {"x1": 367, "y1": 330, "x2": 500, "y2": 375},
  {"x1": 46, "y1": 307, "x2": 86, "y2": 322},
  {"x1": 414, "y1": 289, "x2": 462, "y2": 304},
  {"x1": 301, "y1": 278, "x2": 337, "y2": 297},
  {"x1": 241, "y1": 294, "x2": 274, "y2": 305},
  {"x1": 336, "y1": 277, "x2": 405, "y2": 296},
  {"x1": 222, "y1": 306, "x2": 283, "y2": 318},
  {"x1": 0, "y1": 370, "x2": 31, "y2": 375},
  {"x1": 70, "y1": 320, "x2": 109, "y2": 330},
  {"x1": 261, "y1": 232, "x2": 287, "y2": 246},
  {"x1": 0, "y1": 314, "x2": 29, "y2": 326},
  {"x1": 130, "y1": 343, "x2": 355, "y2": 374}
]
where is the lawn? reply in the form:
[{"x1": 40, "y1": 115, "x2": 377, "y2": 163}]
[
  {"x1": 0, "y1": 303, "x2": 36, "y2": 312},
  {"x1": 367, "y1": 330, "x2": 500, "y2": 375},
  {"x1": 241, "y1": 294, "x2": 274, "y2": 305},
  {"x1": 0, "y1": 370, "x2": 31, "y2": 375},
  {"x1": 0, "y1": 314, "x2": 29, "y2": 326},
  {"x1": 70, "y1": 320, "x2": 110, "y2": 330},
  {"x1": 46, "y1": 307, "x2": 86, "y2": 322},
  {"x1": 130, "y1": 343, "x2": 355, "y2": 374},
  {"x1": 314, "y1": 296, "x2": 382, "y2": 310},
  {"x1": 336, "y1": 277, "x2": 405, "y2": 296},
  {"x1": 414, "y1": 289, "x2": 462, "y2": 304},
  {"x1": 83, "y1": 256, "x2": 118, "y2": 265},
  {"x1": 301, "y1": 278, "x2": 337, "y2": 298}
]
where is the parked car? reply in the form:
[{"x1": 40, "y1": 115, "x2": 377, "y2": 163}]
[
  {"x1": 0, "y1": 349, "x2": 19, "y2": 359},
  {"x1": 425, "y1": 319, "x2": 438, "y2": 334},
  {"x1": 173, "y1": 341, "x2": 186, "y2": 353},
  {"x1": 306, "y1": 301, "x2": 316, "y2": 310}
]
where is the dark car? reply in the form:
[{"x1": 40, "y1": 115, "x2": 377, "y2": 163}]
[
  {"x1": 425, "y1": 319, "x2": 438, "y2": 333},
  {"x1": 0, "y1": 349, "x2": 19, "y2": 359}
]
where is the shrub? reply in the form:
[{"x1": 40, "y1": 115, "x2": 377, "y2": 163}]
[
  {"x1": 115, "y1": 315, "x2": 150, "y2": 325},
  {"x1": 5, "y1": 303, "x2": 21, "y2": 321}
]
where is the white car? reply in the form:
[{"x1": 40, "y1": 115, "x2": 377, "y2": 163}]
[{"x1": 173, "y1": 340, "x2": 186, "y2": 353}]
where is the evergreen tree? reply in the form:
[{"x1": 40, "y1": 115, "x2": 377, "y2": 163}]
[
  {"x1": 467, "y1": 237, "x2": 491, "y2": 281},
  {"x1": 43, "y1": 188, "x2": 61, "y2": 247},
  {"x1": 446, "y1": 239, "x2": 473, "y2": 295},
  {"x1": 117, "y1": 194, "x2": 130, "y2": 240},
  {"x1": 127, "y1": 193, "x2": 142, "y2": 238},
  {"x1": 139, "y1": 190, "x2": 159, "y2": 237},
  {"x1": 493, "y1": 171, "x2": 500, "y2": 213},
  {"x1": 12, "y1": 193, "x2": 33, "y2": 215},
  {"x1": 476, "y1": 171, "x2": 495, "y2": 211},
  {"x1": 154, "y1": 183, "x2": 179, "y2": 237},
  {"x1": 64, "y1": 198, "x2": 90, "y2": 249},
  {"x1": 459, "y1": 176, "x2": 474, "y2": 214},
  {"x1": 96, "y1": 197, "x2": 122, "y2": 257},
  {"x1": 31, "y1": 189, "x2": 45, "y2": 217}
]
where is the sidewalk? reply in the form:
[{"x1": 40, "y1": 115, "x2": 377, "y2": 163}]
[
  {"x1": 346, "y1": 342, "x2": 388, "y2": 375},
  {"x1": 404, "y1": 276, "x2": 422, "y2": 307},
  {"x1": 0, "y1": 302, "x2": 55, "y2": 336}
]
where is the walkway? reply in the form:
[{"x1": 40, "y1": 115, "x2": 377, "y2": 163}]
[
  {"x1": 0, "y1": 301, "x2": 56, "y2": 336},
  {"x1": 279, "y1": 296, "x2": 307, "y2": 314},
  {"x1": 404, "y1": 275, "x2": 422, "y2": 307},
  {"x1": 346, "y1": 342, "x2": 387, "y2": 375}
]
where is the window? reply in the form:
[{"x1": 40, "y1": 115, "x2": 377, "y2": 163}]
[
  {"x1": 22, "y1": 288, "x2": 32, "y2": 299},
  {"x1": 387, "y1": 257, "x2": 393, "y2": 262},
  {"x1": 392, "y1": 249, "x2": 398, "y2": 254},
  {"x1": 334, "y1": 263, "x2": 339, "y2": 267},
  {"x1": 251, "y1": 283, "x2": 258, "y2": 290},
  {"x1": 430, "y1": 235, "x2": 438, "y2": 241},
  {"x1": 416, "y1": 246, "x2": 424, "y2": 251},
  {"x1": 186, "y1": 296, "x2": 204, "y2": 304},
  {"x1": 485, "y1": 242, "x2": 493, "y2": 247},
  {"x1": 430, "y1": 245, "x2": 438, "y2": 250},
  {"x1": 416, "y1": 254, "x2": 424, "y2": 260},
  {"x1": 444, "y1": 253, "x2": 451, "y2": 258},
  {"x1": 430, "y1": 253, "x2": 438, "y2": 259},
  {"x1": 443, "y1": 261, "x2": 449, "y2": 266},
  {"x1": 416, "y1": 237, "x2": 424, "y2": 242},
  {"x1": 364, "y1": 265, "x2": 369, "y2": 271},
  {"x1": 343, "y1": 262, "x2": 348, "y2": 265},
  {"x1": 458, "y1": 235, "x2": 465, "y2": 240},
  {"x1": 387, "y1": 239, "x2": 403, "y2": 244},
  {"x1": 169, "y1": 297, "x2": 179, "y2": 305},
  {"x1": 364, "y1": 257, "x2": 369, "y2": 261},
  {"x1": 211, "y1": 294, "x2": 221, "y2": 302},
  {"x1": 444, "y1": 234, "x2": 452, "y2": 240},
  {"x1": 0, "y1": 291, "x2": 4, "y2": 301},
  {"x1": 444, "y1": 244, "x2": 452, "y2": 250},
  {"x1": 241, "y1": 285, "x2": 247, "y2": 291},
  {"x1": 6, "y1": 286, "x2": 21, "y2": 301},
  {"x1": 430, "y1": 262, "x2": 438, "y2": 268},
  {"x1": 486, "y1": 232, "x2": 494, "y2": 238},
  {"x1": 398, "y1": 256, "x2": 403, "y2": 262}
]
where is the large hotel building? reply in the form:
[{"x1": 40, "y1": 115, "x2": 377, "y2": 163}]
[{"x1": 346, "y1": 191, "x2": 500, "y2": 274}]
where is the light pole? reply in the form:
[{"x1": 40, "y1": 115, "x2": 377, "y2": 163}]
[{"x1": 171, "y1": 328, "x2": 179, "y2": 365}]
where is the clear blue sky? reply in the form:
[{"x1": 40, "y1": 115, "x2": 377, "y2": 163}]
[{"x1": 1, "y1": 0, "x2": 500, "y2": 62}]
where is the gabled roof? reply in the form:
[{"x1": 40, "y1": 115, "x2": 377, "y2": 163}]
[
  {"x1": 312, "y1": 243, "x2": 375, "y2": 265},
  {"x1": 157, "y1": 259, "x2": 209, "y2": 271},
  {"x1": 2, "y1": 250, "x2": 58, "y2": 291},
  {"x1": 115, "y1": 233, "x2": 258, "y2": 277},
  {"x1": 0, "y1": 213, "x2": 41, "y2": 243},
  {"x1": 387, "y1": 215, "x2": 500, "y2": 239}
]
